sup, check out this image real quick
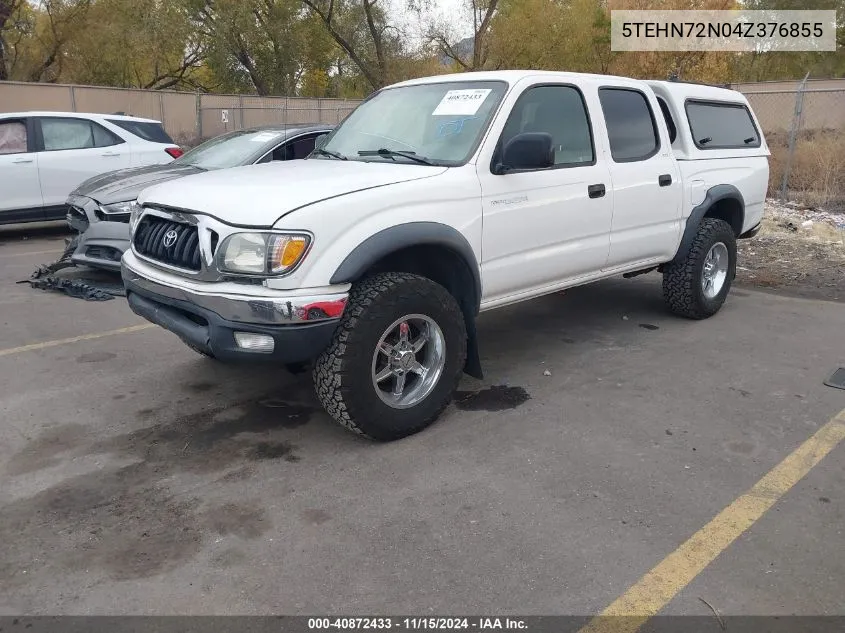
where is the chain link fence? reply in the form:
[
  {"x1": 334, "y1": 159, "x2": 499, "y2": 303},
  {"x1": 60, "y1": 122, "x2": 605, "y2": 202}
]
[{"x1": 737, "y1": 78, "x2": 845, "y2": 210}]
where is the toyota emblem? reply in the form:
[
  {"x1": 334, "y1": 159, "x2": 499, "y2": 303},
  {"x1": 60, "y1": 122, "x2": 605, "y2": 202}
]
[{"x1": 162, "y1": 229, "x2": 178, "y2": 248}]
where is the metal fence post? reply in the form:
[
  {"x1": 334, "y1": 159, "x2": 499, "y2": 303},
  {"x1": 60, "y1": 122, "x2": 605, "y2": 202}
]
[
  {"x1": 69, "y1": 86, "x2": 77, "y2": 111},
  {"x1": 238, "y1": 94, "x2": 244, "y2": 130},
  {"x1": 195, "y1": 92, "x2": 203, "y2": 141},
  {"x1": 780, "y1": 72, "x2": 810, "y2": 202},
  {"x1": 159, "y1": 92, "x2": 165, "y2": 125}
]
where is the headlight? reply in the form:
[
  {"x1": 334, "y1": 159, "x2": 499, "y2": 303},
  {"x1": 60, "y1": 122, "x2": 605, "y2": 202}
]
[
  {"x1": 100, "y1": 201, "x2": 135, "y2": 215},
  {"x1": 128, "y1": 201, "x2": 142, "y2": 233},
  {"x1": 218, "y1": 232, "x2": 310, "y2": 276}
]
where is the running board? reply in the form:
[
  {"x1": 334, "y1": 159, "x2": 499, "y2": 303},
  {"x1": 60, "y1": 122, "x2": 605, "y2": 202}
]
[{"x1": 623, "y1": 266, "x2": 658, "y2": 279}]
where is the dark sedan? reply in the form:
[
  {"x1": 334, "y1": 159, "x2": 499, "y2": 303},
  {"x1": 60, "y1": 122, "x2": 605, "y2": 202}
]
[{"x1": 65, "y1": 124, "x2": 332, "y2": 271}]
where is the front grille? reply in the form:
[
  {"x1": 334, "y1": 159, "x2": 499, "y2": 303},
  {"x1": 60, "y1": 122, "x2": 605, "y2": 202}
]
[{"x1": 133, "y1": 216, "x2": 201, "y2": 271}]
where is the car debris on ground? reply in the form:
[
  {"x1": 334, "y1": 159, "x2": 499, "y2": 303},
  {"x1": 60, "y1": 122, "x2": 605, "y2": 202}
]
[{"x1": 18, "y1": 236, "x2": 126, "y2": 302}]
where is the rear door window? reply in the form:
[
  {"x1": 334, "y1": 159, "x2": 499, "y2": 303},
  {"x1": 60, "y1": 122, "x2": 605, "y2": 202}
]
[
  {"x1": 39, "y1": 118, "x2": 124, "y2": 151},
  {"x1": 106, "y1": 119, "x2": 174, "y2": 144},
  {"x1": 0, "y1": 120, "x2": 28, "y2": 154},
  {"x1": 685, "y1": 101, "x2": 760, "y2": 149},
  {"x1": 598, "y1": 88, "x2": 660, "y2": 162}
]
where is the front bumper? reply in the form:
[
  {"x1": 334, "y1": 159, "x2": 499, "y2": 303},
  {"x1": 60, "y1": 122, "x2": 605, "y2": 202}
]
[
  {"x1": 122, "y1": 250, "x2": 349, "y2": 363},
  {"x1": 66, "y1": 195, "x2": 130, "y2": 272}
]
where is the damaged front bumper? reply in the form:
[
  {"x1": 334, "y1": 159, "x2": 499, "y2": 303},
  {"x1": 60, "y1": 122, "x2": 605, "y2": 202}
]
[
  {"x1": 66, "y1": 195, "x2": 130, "y2": 272},
  {"x1": 121, "y1": 250, "x2": 349, "y2": 363}
]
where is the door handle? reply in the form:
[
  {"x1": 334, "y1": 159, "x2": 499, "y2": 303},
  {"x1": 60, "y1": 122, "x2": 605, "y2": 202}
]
[
  {"x1": 659, "y1": 174, "x2": 672, "y2": 187},
  {"x1": 588, "y1": 183, "x2": 606, "y2": 199},
  {"x1": 12, "y1": 158, "x2": 34, "y2": 164},
  {"x1": 102, "y1": 152, "x2": 121, "y2": 157}
]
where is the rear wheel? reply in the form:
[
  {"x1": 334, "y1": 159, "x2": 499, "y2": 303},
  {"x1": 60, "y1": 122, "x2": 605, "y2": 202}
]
[
  {"x1": 314, "y1": 272, "x2": 466, "y2": 441},
  {"x1": 663, "y1": 218, "x2": 736, "y2": 319}
]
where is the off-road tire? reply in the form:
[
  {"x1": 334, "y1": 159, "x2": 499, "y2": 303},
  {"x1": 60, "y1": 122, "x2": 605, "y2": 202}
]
[
  {"x1": 314, "y1": 272, "x2": 467, "y2": 441},
  {"x1": 663, "y1": 218, "x2": 736, "y2": 319}
]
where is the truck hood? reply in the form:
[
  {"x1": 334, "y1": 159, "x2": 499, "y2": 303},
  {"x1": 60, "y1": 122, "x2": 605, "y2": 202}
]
[
  {"x1": 71, "y1": 164, "x2": 205, "y2": 204},
  {"x1": 137, "y1": 160, "x2": 448, "y2": 227}
]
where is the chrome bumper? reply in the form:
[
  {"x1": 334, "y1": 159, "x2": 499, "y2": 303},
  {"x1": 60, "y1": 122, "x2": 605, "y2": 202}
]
[{"x1": 121, "y1": 250, "x2": 349, "y2": 326}]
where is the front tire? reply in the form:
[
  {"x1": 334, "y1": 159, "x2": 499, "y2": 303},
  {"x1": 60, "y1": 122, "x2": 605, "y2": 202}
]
[
  {"x1": 663, "y1": 218, "x2": 736, "y2": 319},
  {"x1": 314, "y1": 272, "x2": 467, "y2": 441}
]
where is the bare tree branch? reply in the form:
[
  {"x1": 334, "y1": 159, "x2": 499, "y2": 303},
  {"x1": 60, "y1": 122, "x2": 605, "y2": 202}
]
[
  {"x1": 473, "y1": 0, "x2": 498, "y2": 69},
  {"x1": 429, "y1": 0, "x2": 499, "y2": 71},
  {"x1": 302, "y1": 0, "x2": 384, "y2": 89},
  {"x1": 28, "y1": 0, "x2": 92, "y2": 82},
  {"x1": 363, "y1": 0, "x2": 385, "y2": 79}
]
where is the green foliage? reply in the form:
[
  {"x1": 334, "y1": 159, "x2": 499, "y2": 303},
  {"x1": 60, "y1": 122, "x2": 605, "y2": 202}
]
[
  {"x1": 730, "y1": 0, "x2": 845, "y2": 81},
  {"x1": 1, "y1": 0, "x2": 842, "y2": 94}
]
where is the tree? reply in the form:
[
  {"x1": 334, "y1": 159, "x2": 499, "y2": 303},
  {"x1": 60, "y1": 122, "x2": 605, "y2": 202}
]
[
  {"x1": 730, "y1": 0, "x2": 845, "y2": 81},
  {"x1": 63, "y1": 0, "x2": 205, "y2": 90},
  {"x1": 301, "y1": 0, "x2": 404, "y2": 90},
  {"x1": 0, "y1": 0, "x2": 24, "y2": 80},
  {"x1": 426, "y1": 0, "x2": 500, "y2": 71},
  {"x1": 485, "y1": 0, "x2": 615, "y2": 73},
  {"x1": 192, "y1": 0, "x2": 341, "y2": 95},
  {"x1": 24, "y1": 0, "x2": 92, "y2": 82}
]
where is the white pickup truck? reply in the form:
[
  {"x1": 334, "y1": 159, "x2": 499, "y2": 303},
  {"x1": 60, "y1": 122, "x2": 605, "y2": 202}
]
[{"x1": 121, "y1": 70, "x2": 769, "y2": 441}]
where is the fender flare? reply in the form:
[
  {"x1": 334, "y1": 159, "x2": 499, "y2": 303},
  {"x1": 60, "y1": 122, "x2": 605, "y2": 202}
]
[
  {"x1": 329, "y1": 221, "x2": 482, "y2": 313},
  {"x1": 329, "y1": 222, "x2": 484, "y2": 379},
  {"x1": 672, "y1": 184, "x2": 744, "y2": 264}
]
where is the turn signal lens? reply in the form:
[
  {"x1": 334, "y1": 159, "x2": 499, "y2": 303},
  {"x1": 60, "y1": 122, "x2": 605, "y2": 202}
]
[{"x1": 268, "y1": 235, "x2": 309, "y2": 273}]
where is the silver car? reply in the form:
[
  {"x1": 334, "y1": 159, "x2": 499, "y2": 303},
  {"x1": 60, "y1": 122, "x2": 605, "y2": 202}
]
[{"x1": 65, "y1": 124, "x2": 332, "y2": 271}]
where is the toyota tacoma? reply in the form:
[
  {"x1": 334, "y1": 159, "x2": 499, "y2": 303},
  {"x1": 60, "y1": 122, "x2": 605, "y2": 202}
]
[{"x1": 121, "y1": 70, "x2": 769, "y2": 441}]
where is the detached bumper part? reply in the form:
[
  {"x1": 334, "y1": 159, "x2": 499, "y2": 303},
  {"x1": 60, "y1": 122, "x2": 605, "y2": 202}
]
[{"x1": 122, "y1": 252, "x2": 348, "y2": 363}]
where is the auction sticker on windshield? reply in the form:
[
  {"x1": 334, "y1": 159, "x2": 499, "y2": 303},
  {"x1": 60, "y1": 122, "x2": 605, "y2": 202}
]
[{"x1": 432, "y1": 89, "x2": 492, "y2": 116}]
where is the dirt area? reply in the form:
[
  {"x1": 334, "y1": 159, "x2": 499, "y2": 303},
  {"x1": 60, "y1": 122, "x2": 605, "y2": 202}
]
[{"x1": 736, "y1": 199, "x2": 845, "y2": 303}]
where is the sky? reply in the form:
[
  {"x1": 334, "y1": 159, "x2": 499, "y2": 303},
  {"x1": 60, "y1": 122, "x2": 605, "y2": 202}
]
[{"x1": 388, "y1": 0, "x2": 475, "y2": 44}]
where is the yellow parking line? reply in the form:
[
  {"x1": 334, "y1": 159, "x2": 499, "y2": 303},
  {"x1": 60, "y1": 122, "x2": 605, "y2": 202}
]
[
  {"x1": 0, "y1": 249, "x2": 63, "y2": 258},
  {"x1": 581, "y1": 407, "x2": 845, "y2": 633},
  {"x1": 0, "y1": 324, "x2": 155, "y2": 358}
]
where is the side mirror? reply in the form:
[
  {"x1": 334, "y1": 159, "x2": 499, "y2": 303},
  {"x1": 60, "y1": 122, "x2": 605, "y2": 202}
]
[
  {"x1": 496, "y1": 132, "x2": 554, "y2": 174},
  {"x1": 315, "y1": 134, "x2": 328, "y2": 149}
]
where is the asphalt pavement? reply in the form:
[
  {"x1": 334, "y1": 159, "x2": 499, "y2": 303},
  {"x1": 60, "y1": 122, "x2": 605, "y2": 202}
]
[{"x1": 1, "y1": 228, "x2": 843, "y2": 617}]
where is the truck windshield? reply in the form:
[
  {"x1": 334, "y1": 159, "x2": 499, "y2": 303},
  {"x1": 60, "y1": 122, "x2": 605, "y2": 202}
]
[{"x1": 320, "y1": 80, "x2": 507, "y2": 166}]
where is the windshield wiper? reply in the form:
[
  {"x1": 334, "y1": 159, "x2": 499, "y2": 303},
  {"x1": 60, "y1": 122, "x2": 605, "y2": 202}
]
[
  {"x1": 311, "y1": 147, "x2": 347, "y2": 160},
  {"x1": 358, "y1": 148, "x2": 436, "y2": 166}
]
